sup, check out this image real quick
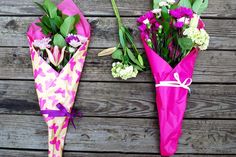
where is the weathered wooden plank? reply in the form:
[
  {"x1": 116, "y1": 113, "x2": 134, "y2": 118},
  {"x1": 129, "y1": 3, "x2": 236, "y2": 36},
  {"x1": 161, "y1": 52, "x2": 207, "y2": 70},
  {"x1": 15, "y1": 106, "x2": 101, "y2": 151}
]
[
  {"x1": 0, "y1": 48, "x2": 236, "y2": 83},
  {"x1": 0, "y1": 149, "x2": 234, "y2": 157},
  {"x1": 0, "y1": 115, "x2": 235, "y2": 154},
  {"x1": 0, "y1": 0, "x2": 235, "y2": 18},
  {"x1": 0, "y1": 81, "x2": 235, "y2": 119},
  {"x1": 1, "y1": 17, "x2": 236, "y2": 50}
]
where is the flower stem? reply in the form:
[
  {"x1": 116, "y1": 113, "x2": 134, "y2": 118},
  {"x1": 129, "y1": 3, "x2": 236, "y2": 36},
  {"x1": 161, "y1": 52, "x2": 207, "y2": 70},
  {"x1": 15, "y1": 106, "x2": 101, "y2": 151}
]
[{"x1": 111, "y1": 0, "x2": 122, "y2": 28}]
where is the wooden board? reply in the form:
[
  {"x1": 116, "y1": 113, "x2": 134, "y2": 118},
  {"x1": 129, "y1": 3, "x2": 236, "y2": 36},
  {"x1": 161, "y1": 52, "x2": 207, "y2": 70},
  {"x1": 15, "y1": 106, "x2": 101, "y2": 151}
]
[
  {"x1": 0, "y1": 0, "x2": 235, "y2": 156},
  {"x1": 0, "y1": 0, "x2": 235, "y2": 18},
  {"x1": 0, "y1": 48, "x2": 236, "y2": 83},
  {"x1": 1, "y1": 17, "x2": 236, "y2": 50},
  {"x1": 0, "y1": 115, "x2": 236, "y2": 154},
  {"x1": 0, "y1": 149, "x2": 235, "y2": 157},
  {"x1": 0, "y1": 81, "x2": 235, "y2": 119}
]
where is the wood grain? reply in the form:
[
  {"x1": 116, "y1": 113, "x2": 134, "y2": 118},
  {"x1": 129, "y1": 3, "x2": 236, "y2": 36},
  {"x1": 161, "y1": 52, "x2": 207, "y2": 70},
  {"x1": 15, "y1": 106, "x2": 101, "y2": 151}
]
[
  {"x1": 1, "y1": 17, "x2": 236, "y2": 50},
  {"x1": 0, "y1": 149, "x2": 235, "y2": 157},
  {"x1": 0, "y1": 80, "x2": 235, "y2": 119},
  {"x1": 0, "y1": 115, "x2": 236, "y2": 154},
  {"x1": 0, "y1": 0, "x2": 235, "y2": 18},
  {"x1": 0, "y1": 48, "x2": 236, "y2": 83}
]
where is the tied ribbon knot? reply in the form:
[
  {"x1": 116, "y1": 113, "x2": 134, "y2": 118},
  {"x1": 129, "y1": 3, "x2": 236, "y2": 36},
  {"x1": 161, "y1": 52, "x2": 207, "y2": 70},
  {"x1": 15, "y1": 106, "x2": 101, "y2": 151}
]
[
  {"x1": 40, "y1": 103, "x2": 82, "y2": 129},
  {"x1": 155, "y1": 72, "x2": 192, "y2": 93}
]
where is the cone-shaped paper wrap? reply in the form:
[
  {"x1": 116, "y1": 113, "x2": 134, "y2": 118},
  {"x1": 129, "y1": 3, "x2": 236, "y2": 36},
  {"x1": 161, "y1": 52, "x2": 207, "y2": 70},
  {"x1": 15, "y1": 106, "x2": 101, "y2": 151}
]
[
  {"x1": 141, "y1": 35, "x2": 198, "y2": 156},
  {"x1": 27, "y1": 0, "x2": 90, "y2": 156}
]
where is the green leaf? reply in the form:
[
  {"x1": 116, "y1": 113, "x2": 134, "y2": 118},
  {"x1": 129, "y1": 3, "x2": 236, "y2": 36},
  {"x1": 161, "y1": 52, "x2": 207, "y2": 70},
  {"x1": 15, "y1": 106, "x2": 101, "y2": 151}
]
[
  {"x1": 60, "y1": 16, "x2": 75, "y2": 37},
  {"x1": 132, "y1": 64, "x2": 143, "y2": 71},
  {"x1": 153, "y1": 0, "x2": 161, "y2": 9},
  {"x1": 41, "y1": 16, "x2": 51, "y2": 28},
  {"x1": 36, "y1": 22, "x2": 51, "y2": 35},
  {"x1": 53, "y1": 16, "x2": 63, "y2": 28},
  {"x1": 53, "y1": 34, "x2": 67, "y2": 48},
  {"x1": 43, "y1": 0, "x2": 57, "y2": 18},
  {"x1": 178, "y1": 0, "x2": 192, "y2": 8},
  {"x1": 162, "y1": 21, "x2": 170, "y2": 34},
  {"x1": 119, "y1": 27, "x2": 126, "y2": 49},
  {"x1": 49, "y1": 18, "x2": 58, "y2": 34},
  {"x1": 161, "y1": 7, "x2": 170, "y2": 21},
  {"x1": 138, "y1": 54, "x2": 144, "y2": 66},
  {"x1": 112, "y1": 49, "x2": 123, "y2": 61},
  {"x1": 127, "y1": 48, "x2": 144, "y2": 68},
  {"x1": 34, "y1": 2, "x2": 48, "y2": 15},
  {"x1": 178, "y1": 37, "x2": 193, "y2": 50},
  {"x1": 74, "y1": 15, "x2": 80, "y2": 25},
  {"x1": 193, "y1": 0, "x2": 208, "y2": 15}
]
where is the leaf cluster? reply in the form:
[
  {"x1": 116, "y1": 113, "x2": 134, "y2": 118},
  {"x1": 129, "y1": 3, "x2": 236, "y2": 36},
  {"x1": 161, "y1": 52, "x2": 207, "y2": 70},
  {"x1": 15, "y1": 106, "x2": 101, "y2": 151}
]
[{"x1": 35, "y1": 0, "x2": 80, "y2": 48}]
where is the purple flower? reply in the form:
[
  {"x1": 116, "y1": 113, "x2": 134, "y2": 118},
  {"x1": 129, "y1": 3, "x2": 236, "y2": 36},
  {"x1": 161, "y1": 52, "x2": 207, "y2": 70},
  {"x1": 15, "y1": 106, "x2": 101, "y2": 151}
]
[
  {"x1": 137, "y1": 11, "x2": 155, "y2": 24},
  {"x1": 170, "y1": 7, "x2": 193, "y2": 19},
  {"x1": 139, "y1": 24, "x2": 147, "y2": 32},
  {"x1": 174, "y1": 21, "x2": 184, "y2": 28},
  {"x1": 65, "y1": 34, "x2": 81, "y2": 48}
]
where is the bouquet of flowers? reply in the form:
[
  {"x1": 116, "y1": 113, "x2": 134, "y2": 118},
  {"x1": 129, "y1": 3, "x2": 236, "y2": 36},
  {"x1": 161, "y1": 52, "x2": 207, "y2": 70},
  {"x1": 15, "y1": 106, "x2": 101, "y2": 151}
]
[
  {"x1": 98, "y1": 0, "x2": 147, "y2": 80},
  {"x1": 26, "y1": 0, "x2": 90, "y2": 156},
  {"x1": 137, "y1": 0, "x2": 209, "y2": 156}
]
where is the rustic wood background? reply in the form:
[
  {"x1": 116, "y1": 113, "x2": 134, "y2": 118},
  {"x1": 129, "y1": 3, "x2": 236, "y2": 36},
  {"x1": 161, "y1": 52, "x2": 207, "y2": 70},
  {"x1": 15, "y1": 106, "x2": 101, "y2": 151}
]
[{"x1": 0, "y1": 0, "x2": 236, "y2": 156}]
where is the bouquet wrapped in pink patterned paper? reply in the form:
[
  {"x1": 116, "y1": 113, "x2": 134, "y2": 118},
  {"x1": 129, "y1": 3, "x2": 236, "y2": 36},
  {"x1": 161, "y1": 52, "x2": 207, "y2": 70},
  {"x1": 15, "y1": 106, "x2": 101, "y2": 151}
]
[
  {"x1": 138, "y1": 0, "x2": 209, "y2": 156},
  {"x1": 26, "y1": 0, "x2": 90, "y2": 156}
]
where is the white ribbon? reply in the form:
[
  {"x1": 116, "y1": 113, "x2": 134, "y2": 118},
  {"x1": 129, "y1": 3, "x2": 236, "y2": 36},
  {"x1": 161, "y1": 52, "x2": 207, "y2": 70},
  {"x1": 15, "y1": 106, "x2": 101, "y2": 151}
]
[{"x1": 155, "y1": 73, "x2": 192, "y2": 92}]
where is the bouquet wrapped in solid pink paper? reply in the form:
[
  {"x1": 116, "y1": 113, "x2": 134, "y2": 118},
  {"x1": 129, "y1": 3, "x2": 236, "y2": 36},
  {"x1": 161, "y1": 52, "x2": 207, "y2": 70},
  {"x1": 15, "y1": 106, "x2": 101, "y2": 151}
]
[
  {"x1": 27, "y1": 0, "x2": 90, "y2": 156},
  {"x1": 138, "y1": 0, "x2": 209, "y2": 156}
]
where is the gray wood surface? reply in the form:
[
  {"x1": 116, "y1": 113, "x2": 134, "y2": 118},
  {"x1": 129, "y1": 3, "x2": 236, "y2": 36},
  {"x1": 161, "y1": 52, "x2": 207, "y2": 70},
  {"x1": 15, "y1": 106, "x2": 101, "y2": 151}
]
[
  {"x1": 0, "y1": 48, "x2": 236, "y2": 83},
  {"x1": 0, "y1": 115, "x2": 236, "y2": 154},
  {"x1": 0, "y1": 149, "x2": 235, "y2": 157},
  {"x1": 0, "y1": 0, "x2": 235, "y2": 18},
  {"x1": 0, "y1": 81, "x2": 235, "y2": 119},
  {"x1": 0, "y1": 17, "x2": 236, "y2": 50},
  {"x1": 0, "y1": 0, "x2": 235, "y2": 156}
]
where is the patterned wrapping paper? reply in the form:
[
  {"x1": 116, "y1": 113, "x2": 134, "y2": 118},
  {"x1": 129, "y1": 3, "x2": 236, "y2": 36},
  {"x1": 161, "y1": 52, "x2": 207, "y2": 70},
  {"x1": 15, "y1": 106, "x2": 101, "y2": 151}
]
[
  {"x1": 140, "y1": 34, "x2": 198, "y2": 156},
  {"x1": 26, "y1": 0, "x2": 90, "y2": 156}
]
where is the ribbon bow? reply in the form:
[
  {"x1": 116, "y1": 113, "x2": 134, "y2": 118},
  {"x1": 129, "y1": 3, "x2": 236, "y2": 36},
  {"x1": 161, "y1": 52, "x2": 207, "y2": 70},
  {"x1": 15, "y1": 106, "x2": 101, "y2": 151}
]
[
  {"x1": 155, "y1": 72, "x2": 192, "y2": 92},
  {"x1": 41, "y1": 104, "x2": 82, "y2": 129}
]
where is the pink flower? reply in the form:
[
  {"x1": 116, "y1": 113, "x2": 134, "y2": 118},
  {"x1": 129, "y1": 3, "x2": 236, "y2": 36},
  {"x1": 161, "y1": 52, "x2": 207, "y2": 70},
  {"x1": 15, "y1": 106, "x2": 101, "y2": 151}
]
[
  {"x1": 65, "y1": 34, "x2": 88, "y2": 48},
  {"x1": 33, "y1": 37, "x2": 51, "y2": 50},
  {"x1": 46, "y1": 46, "x2": 66, "y2": 66},
  {"x1": 198, "y1": 19, "x2": 205, "y2": 29},
  {"x1": 139, "y1": 24, "x2": 147, "y2": 32},
  {"x1": 137, "y1": 11, "x2": 155, "y2": 24},
  {"x1": 170, "y1": 7, "x2": 193, "y2": 19},
  {"x1": 174, "y1": 21, "x2": 184, "y2": 28}
]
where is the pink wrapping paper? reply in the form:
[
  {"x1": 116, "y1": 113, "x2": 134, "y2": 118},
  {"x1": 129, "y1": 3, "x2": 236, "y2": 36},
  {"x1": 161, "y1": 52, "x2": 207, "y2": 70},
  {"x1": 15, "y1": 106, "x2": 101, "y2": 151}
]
[
  {"x1": 26, "y1": 0, "x2": 90, "y2": 156},
  {"x1": 141, "y1": 35, "x2": 198, "y2": 156}
]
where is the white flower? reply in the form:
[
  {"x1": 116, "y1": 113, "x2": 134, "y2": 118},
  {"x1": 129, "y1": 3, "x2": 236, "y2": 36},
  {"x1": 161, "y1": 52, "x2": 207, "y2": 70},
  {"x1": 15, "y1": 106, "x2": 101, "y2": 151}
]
[
  {"x1": 177, "y1": 17, "x2": 190, "y2": 25},
  {"x1": 33, "y1": 37, "x2": 51, "y2": 50},
  {"x1": 143, "y1": 19, "x2": 150, "y2": 25},
  {"x1": 152, "y1": 8, "x2": 162, "y2": 18},
  {"x1": 183, "y1": 27, "x2": 210, "y2": 50},
  {"x1": 190, "y1": 14, "x2": 200, "y2": 28},
  {"x1": 77, "y1": 35, "x2": 88, "y2": 44},
  {"x1": 167, "y1": 0, "x2": 176, "y2": 5},
  {"x1": 159, "y1": 1, "x2": 169, "y2": 7},
  {"x1": 68, "y1": 47, "x2": 76, "y2": 53},
  {"x1": 152, "y1": 8, "x2": 162, "y2": 14},
  {"x1": 111, "y1": 62, "x2": 138, "y2": 80}
]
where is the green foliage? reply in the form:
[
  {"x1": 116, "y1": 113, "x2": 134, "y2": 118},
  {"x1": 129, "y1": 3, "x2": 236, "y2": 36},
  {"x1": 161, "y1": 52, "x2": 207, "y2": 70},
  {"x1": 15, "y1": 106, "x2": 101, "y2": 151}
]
[
  {"x1": 178, "y1": 37, "x2": 193, "y2": 50},
  {"x1": 44, "y1": 0, "x2": 57, "y2": 18},
  {"x1": 178, "y1": 0, "x2": 192, "y2": 8},
  {"x1": 153, "y1": 0, "x2": 161, "y2": 9},
  {"x1": 112, "y1": 49, "x2": 123, "y2": 61},
  {"x1": 192, "y1": 0, "x2": 208, "y2": 15},
  {"x1": 53, "y1": 34, "x2": 67, "y2": 48},
  {"x1": 60, "y1": 16, "x2": 75, "y2": 37}
]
